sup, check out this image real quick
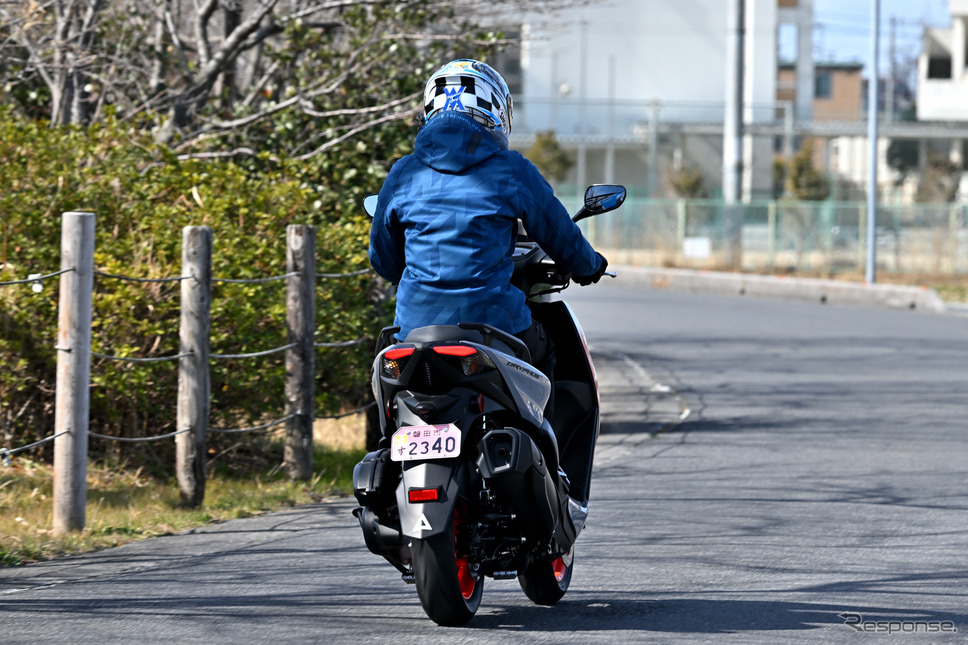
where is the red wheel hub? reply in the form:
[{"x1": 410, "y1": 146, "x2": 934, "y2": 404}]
[
  {"x1": 552, "y1": 556, "x2": 568, "y2": 583},
  {"x1": 453, "y1": 504, "x2": 476, "y2": 599}
]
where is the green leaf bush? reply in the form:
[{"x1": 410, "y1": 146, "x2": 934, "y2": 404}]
[{"x1": 0, "y1": 109, "x2": 399, "y2": 473}]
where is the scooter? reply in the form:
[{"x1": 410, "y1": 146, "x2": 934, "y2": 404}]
[{"x1": 352, "y1": 185, "x2": 626, "y2": 625}]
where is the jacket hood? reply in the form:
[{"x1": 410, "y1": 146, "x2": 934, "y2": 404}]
[{"x1": 413, "y1": 111, "x2": 507, "y2": 174}]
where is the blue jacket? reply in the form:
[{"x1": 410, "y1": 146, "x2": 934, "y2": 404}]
[{"x1": 369, "y1": 111, "x2": 601, "y2": 339}]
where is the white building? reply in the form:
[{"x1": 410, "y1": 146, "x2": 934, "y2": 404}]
[
  {"x1": 917, "y1": 0, "x2": 968, "y2": 171},
  {"x1": 508, "y1": 0, "x2": 815, "y2": 200},
  {"x1": 918, "y1": 0, "x2": 968, "y2": 123}
]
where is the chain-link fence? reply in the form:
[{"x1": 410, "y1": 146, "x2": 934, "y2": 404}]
[{"x1": 577, "y1": 195, "x2": 968, "y2": 276}]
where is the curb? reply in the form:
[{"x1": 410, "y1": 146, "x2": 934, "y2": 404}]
[{"x1": 614, "y1": 266, "x2": 949, "y2": 314}]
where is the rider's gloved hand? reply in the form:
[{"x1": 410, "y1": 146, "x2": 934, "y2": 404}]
[{"x1": 572, "y1": 253, "x2": 608, "y2": 286}]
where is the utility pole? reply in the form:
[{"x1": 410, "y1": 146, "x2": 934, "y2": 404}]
[
  {"x1": 887, "y1": 15, "x2": 896, "y2": 123},
  {"x1": 723, "y1": 0, "x2": 744, "y2": 205},
  {"x1": 722, "y1": 0, "x2": 745, "y2": 268},
  {"x1": 866, "y1": 0, "x2": 880, "y2": 284}
]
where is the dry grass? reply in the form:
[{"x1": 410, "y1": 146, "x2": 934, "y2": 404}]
[
  {"x1": 682, "y1": 265, "x2": 968, "y2": 304},
  {"x1": 0, "y1": 413, "x2": 368, "y2": 567},
  {"x1": 800, "y1": 271, "x2": 968, "y2": 304},
  {"x1": 314, "y1": 413, "x2": 367, "y2": 451}
]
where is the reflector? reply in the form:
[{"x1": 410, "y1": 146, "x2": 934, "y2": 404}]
[{"x1": 408, "y1": 488, "x2": 440, "y2": 503}]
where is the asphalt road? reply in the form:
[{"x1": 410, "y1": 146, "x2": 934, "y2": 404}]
[{"x1": 2, "y1": 283, "x2": 966, "y2": 643}]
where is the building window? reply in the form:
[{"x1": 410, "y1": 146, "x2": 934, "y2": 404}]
[
  {"x1": 815, "y1": 72, "x2": 832, "y2": 99},
  {"x1": 927, "y1": 57, "x2": 952, "y2": 79}
]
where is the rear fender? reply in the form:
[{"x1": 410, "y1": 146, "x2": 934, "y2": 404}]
[{"x1": 396, "y1": 459, "x2": 461, "y2": 539}]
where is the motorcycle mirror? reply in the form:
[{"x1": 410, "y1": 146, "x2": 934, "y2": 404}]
[
  {"x1": 362, "y1": 194, "x2": 378, "y2": 218},
  {"x1": 573, "y1": 184, "x2": 626, "y2": 222}
]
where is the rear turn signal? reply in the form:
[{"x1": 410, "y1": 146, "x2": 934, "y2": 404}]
[
  {"x1": 408, "y1": 487, "x2": 441, "y2": 503},
  {"x1": 381, "y1": 346, "x2": 414, "y2": 379}
]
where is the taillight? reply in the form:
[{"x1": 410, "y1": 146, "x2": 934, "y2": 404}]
[
  {"x1": 432, "y1": 344, "x2": 495, "y2": 376},
  {"x1": 381, "y1": 346, "x2": 414, "y2": 379},
  {"x1": 408, "y1": 487, "x2": 440, "y2": 503},
  {"x1": 432, "y1": 345, "x2": 477, "y2": 357}
]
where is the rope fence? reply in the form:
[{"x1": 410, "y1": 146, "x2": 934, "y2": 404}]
[
  {"x1": 212, "y1": 271, "x2": 297, "y2": 284},
  {"x1": 316, "y1": 268, "x2": 371, "y2": 279},
  {"x1": 1, "y1": 215, "x2": 380, "y2": 528},
  {"x1": 0, "y1": 430, "x2": 70, "y2": 467},
  {"x1": 209, "y1": 413, "x2": 297, "y2": 435},
  {"x1": 90, "y1": 351, "x2": 192, "y2": 363},
  {"x1": 317, "y1": 401, "x2": 377, "y2": 420},
  {"x1": 0, "y1": 267, "x2": 74, "y2": 287},
  {"x1": 211, "y1": 342, "x2": 296, "y2": 360},
  {"x1": 93, "y1": 270, "x2": 188, "y2": 283},
  {"x1": 88, "y1": 428, "x2": 191, "y2": 442},
  {"x1": 315, "y1": 337, "x2": 370, "y2": 349}
]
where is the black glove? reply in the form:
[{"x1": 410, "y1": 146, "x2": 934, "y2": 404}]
[{"x1": 573, "y1": 253, "x2": 608, "y2": 286}]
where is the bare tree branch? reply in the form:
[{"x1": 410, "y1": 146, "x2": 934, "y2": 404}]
[
  {"x1": 292, "y1": 107, "x2": 419, "y2": 162},
  {"x1": 298, "y1": 91, "x2": 420, "y2": 120},
  {"x1": 239, "y1": 58, "x2": 279, "y2": 108},
  {"x1": 185, "y1": 27, "x2": 379, "y2": 137},
  {"x1": 199, "y1": 0, "x2": 278, "y2": 82},
  {"x1": 163, "y1": 4, "x2": 193, "y2": 78},
  {"x1": 2, "y1": 0, "x2": 592, "y2": 150},
  {"x1": 192, "y1": 0, "x2": 218, "y2": 68}
]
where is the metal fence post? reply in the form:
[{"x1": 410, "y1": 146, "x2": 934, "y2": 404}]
[
  {"x1": 52, "y1": 212, "x2": 95, "y2": 535},
  {"x1": 285, "y1": 225, "x2": 316, "y2": 480},
  {"x1": 676, "y1": 199, "x2": 686, "y2": 265},
  {"x1": 177, "y1": 226, "x2": 212, "y2": 507},
  {"x1": 950, "y1": 203, "x2": 960, "y2": 274},
  {"x1": 767, "y1": 200, "x2": 777, "y2": 269}
]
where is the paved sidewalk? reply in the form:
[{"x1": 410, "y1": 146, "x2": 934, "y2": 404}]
[{"x1": 614, "y1": 266, "x2": 950, "y2": 314}]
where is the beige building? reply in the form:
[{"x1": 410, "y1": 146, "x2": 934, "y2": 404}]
[{"x1": 778, "y1": 62, "x2": 864, "y2": 122}]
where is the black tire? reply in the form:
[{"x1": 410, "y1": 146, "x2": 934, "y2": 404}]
[
  {"x1": 411, "y1": 507, "x2": 483, "y2": 626},
  {"x1": 518, "y1": 547, "x2": 574, "y2": 606}
]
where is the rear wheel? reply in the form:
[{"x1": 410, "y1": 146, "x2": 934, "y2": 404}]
[
  {"x1": 411, "y1": 504, "x2": 482, "y2": 626},
  {"x1": 518, "y1": 547, "x2": 573, "y2": 605}
]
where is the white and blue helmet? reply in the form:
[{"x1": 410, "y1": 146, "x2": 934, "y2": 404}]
[{"x1": 423, "y1": 59, "x2": 513, "y2": 135}]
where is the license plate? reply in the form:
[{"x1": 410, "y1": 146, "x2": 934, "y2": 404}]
[{"x1": 390, "y1": 424, "x2": 461, "y2": 462}]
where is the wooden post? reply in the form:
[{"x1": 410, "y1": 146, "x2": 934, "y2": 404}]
[
  {"x1": 285, "y1": 225, "x2": 316, "y2": 480},
  {"x1": 52, "y1": 212, "x2": 95, "y2": 534},
  {"x1": 177, "y1": 226, "x2": 212, "y2": 507}
]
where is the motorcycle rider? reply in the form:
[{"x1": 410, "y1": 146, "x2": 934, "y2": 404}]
[{"x1": 368, "y1": 59, "x2": 608, "y2": 417}]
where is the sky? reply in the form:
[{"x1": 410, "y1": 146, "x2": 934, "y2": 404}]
[{"x1": 779, "y1": 0, "x2": 952, "y2": 75}]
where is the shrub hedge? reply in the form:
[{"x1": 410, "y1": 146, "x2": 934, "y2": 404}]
[{"x1": 0, "y1": 109, "x2": 406, "y2": 473}]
